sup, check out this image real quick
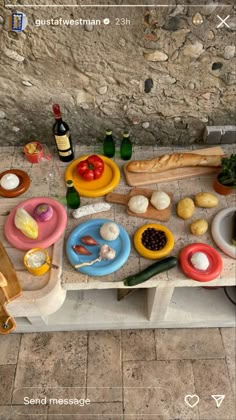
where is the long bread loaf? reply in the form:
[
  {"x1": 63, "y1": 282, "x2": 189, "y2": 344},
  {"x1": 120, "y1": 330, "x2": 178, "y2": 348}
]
[{"x1": 127, "y1": 153, "x2": 223, "y2": 173}]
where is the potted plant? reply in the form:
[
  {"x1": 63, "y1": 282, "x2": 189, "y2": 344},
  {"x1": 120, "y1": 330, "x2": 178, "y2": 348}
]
[{"x1": 213, "y1": 154, "x2": 236, "y2": 195}]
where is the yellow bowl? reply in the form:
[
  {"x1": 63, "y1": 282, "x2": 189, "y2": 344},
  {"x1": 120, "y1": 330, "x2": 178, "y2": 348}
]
[
  {"x1": 24, "y1": 248, "x2": 51, "y2": 276},
  {"x1": 64, "y1": 155, "x2": 120, "y2": 197},
  {"x1": 134, "y1": 223, "x2": 175, "y2": 259}
]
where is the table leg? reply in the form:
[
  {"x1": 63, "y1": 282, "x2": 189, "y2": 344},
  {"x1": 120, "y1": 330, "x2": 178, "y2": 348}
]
[{"x1": 147, "y1": 286, "x2": 175, "y2": 321}]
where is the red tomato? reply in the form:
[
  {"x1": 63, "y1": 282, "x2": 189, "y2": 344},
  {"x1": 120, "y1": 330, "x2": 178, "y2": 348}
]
[
  {"x1": 81, "y1": 169, "x2": 95, "y2": 181},
  {"x1": 77, "y1": 155, "x2": 104, "y2": 181},
  {"x1": 87, "y1": 155, "x2": 104, "y2": 171},
  {"x1": 77, "y1": 161, "x2": 88, "y2": 177}
]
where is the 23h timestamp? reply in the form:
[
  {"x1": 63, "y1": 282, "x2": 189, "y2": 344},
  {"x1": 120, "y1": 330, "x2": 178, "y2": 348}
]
[{"x1": 115, "y1": 17, "x2": 131, "y2": 25}]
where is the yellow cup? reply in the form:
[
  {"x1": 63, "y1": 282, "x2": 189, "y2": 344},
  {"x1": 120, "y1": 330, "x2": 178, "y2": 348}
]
[{"x1": 24, "y1": 248, "x2": 51, "y2": 276}]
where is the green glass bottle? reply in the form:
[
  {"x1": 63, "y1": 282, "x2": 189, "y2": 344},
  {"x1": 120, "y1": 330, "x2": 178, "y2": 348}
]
[
  {"x1": 120, "y1": 130, "x2": 132, "y2": 160},
  {"x1": 103, "y1": 129, "x2": 115, "y2": 158},
  {"x1": 66, "y1": 180, "x2": 80, "y2": 209}
]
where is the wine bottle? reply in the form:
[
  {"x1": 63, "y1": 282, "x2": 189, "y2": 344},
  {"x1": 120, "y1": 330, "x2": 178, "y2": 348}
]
[
  {"x1": 66, "y1": 180, "x2": 80, "y2": 209},
  {"x1": 52, "y1": 104, "x2": 74, "y2": 162},
  {"x1": 103, "y1": 129, "x2": 115, "y2": 158},
  {"x1": 120, "y1": 130, "x2": 132, "y2": 160}
]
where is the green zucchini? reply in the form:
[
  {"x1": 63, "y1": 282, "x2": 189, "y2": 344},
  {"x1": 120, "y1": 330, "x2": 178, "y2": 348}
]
[{"x1": 123, "y1": 256, "x2": 178, "y2": 287}]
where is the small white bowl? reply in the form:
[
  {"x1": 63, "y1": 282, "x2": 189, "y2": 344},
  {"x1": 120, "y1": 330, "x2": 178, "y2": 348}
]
[
  {"x1": 211, "y1": 207, "x2": 236, "y2": 259},
  {"x1": 0, "y1": 173, "x2": 20, "y2": 190}
]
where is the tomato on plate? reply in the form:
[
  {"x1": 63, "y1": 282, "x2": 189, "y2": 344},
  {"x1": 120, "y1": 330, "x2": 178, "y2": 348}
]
[
  {"x1": 179, "y1": 243, "x2": 223, "y2": 282},
  {"x1": 77, "y1": 155, "x2": 104, "y2": 181}
]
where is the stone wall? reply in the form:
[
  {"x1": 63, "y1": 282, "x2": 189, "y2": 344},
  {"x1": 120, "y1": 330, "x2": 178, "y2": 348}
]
[{"x1": 0, "y1": 0, "x2": 236, "y2": 146}]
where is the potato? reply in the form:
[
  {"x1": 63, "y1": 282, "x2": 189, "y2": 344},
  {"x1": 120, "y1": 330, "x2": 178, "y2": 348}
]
[
  {"x1": 194, "y1": 192, "x2": 218, "y2": 208},
  {"x1": 176, "y1": 198, "x2": 195, "y2": 219},
  {"x1": 190, "y1": 219, "x2": 208, "y2": 236}
]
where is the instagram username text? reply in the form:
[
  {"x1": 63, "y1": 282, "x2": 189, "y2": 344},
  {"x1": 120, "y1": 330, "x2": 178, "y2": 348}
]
[{"x1": 35, "y1": 18, "x2": 101, "y2": 27}]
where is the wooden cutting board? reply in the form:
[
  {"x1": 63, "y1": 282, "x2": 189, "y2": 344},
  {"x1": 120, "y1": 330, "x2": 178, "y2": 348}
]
[
  {"x1": 123, "y1": 147, "x2": 224, "y2": 187},
  {"x1": 0, "y1": 242, "x2": 22, "y2": 334},
  {"x1": 106, "y1": 188, "x2": 172, "y2": 221}
]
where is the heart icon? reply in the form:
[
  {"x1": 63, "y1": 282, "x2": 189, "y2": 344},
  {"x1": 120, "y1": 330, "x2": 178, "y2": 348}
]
[{"x1": 184, "y1": 394, "x2": 200, "y2": 408}]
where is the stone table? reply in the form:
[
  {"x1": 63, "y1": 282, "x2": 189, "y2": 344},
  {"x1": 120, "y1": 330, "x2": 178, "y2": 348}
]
[{"x1": 0, "y1": 144, "x2": 235, "y2": 332}]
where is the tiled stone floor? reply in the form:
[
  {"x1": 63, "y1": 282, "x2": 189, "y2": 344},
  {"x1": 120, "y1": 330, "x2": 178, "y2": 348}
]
[{"x1": 0, "y1": 328, "x2": 235, "y2": 420}]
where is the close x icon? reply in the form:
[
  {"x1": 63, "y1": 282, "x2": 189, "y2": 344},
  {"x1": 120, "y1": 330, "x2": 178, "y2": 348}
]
[{"x1": 216, "y1": 15, "x2": 231, "y2": 29}]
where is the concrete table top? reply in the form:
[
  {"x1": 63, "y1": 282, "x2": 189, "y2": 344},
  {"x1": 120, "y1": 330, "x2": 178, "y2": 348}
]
[{"x1": 1, "y1": 144, "x2": 235, "y2": 297}]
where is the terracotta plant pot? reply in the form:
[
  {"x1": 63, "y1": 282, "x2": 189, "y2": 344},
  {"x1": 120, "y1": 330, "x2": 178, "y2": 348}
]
[{"x1": 213, "y1": 175, "x2": 233, "y2": 196}]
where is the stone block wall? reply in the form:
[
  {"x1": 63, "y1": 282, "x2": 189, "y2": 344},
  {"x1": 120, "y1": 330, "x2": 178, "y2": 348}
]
[{"x1": 0, "y1": 1, "x2": 236, "y2": 146}]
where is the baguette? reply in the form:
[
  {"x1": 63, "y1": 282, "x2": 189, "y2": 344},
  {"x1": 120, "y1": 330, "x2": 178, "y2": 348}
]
[{"x1": 127, "y1": 153, "x2": 223, "y2": 173}]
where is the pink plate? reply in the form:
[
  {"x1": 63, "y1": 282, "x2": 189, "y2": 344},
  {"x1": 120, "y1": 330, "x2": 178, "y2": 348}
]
[{"x1": 4, "y1": 197, "x2": 67, "y2": 250}]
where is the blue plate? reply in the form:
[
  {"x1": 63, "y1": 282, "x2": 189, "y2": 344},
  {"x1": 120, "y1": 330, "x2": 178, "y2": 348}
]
[{"x1": 66, "y1": 219, "x2": 131, "y2": 276}]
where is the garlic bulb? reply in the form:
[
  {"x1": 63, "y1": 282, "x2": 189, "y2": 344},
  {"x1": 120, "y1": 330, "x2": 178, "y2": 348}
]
[
  {"x1": 100, "y1": 222, "x2": 120, "y2": 241},
  {"x1": 100, "y1": 244, "x2": 116, "y2": 260}
]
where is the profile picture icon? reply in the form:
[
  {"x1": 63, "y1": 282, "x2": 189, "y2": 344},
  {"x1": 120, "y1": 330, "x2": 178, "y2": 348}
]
[{"x1": 11, "y1": 11, "x2": 28, "y2": 32}]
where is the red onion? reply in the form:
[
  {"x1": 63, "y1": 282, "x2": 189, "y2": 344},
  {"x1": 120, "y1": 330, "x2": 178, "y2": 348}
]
[
  {"x1": 33, "y1": 203, "x2": 54, "y2": 222},
  {"x1": 72, "y1": 245, "x2": 91, "y2": 255},
  {"x1": 81, "y1": 235, "x2": 99, "y2": 246}
]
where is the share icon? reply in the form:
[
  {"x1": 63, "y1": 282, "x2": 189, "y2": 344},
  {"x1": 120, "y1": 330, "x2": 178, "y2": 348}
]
[{"x1": 211, "y1": 395, "x2": 225, "y2": 408}]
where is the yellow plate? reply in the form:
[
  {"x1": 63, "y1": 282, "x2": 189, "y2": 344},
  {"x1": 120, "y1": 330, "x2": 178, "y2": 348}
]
[
  {"x1": 134, "y1": 223, "x2": 174, "y2": 259},
  {"x1": 64, "y1": 155, "x2": 120, "y2": 198}
]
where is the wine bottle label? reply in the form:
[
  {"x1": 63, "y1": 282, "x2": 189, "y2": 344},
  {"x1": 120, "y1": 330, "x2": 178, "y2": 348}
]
[
  {"x1": 55, "y1": 134, "x2": 71, "y2": 151},
  {"x1": 59, "y1": 150, "x2": 73, "y2": 157}
]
